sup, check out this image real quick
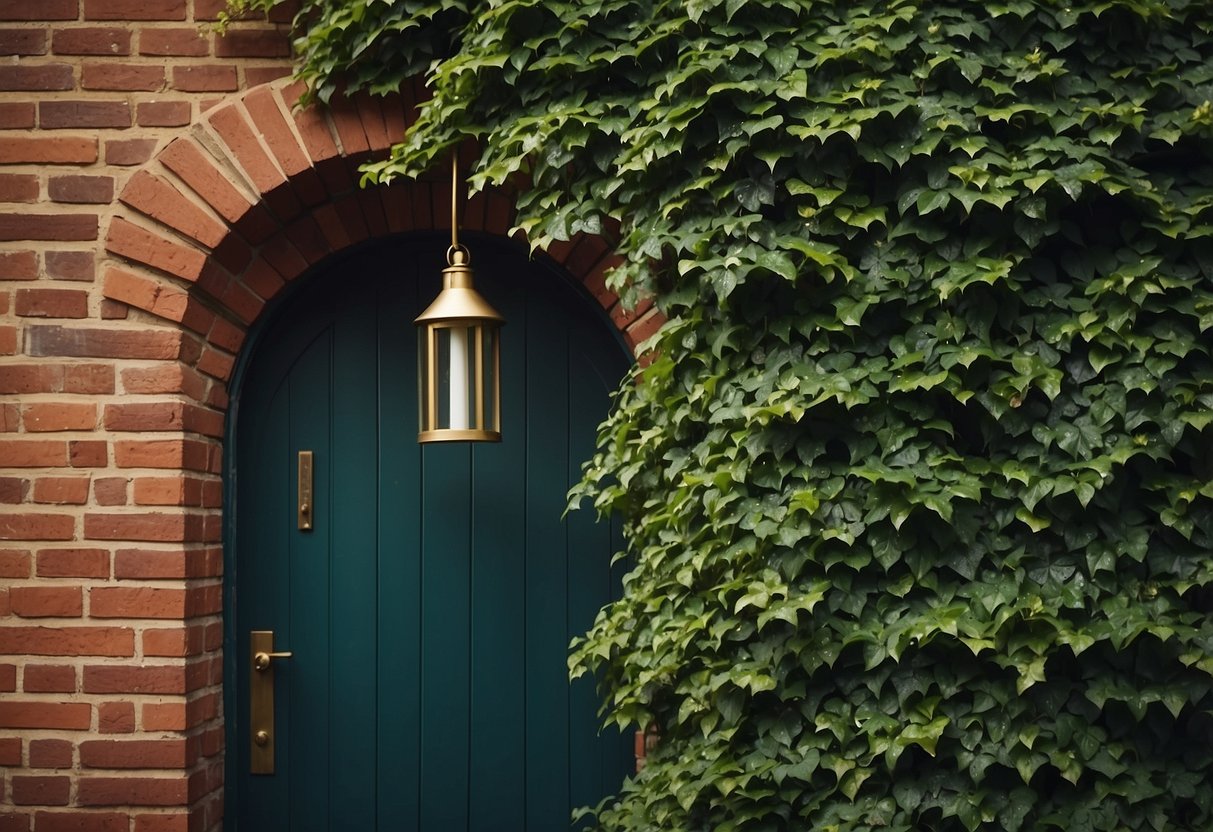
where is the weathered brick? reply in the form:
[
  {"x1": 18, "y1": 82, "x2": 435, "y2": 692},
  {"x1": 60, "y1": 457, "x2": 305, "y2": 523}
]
[
  {"x1": 0, "y1": 29, "x2": 45, "y2": 56},
  {"x1": 40, "y1": 101, "x2": 131, "y2": 129},
  {"x1": 33, "y1": 812, "x2": 128, "y2": 832},
  {"x1": 80, "y1": 739, "x2": 189, "y2": 769},
  {"x1": 215, "y1": 28, "x2": 289, "y2": 57},
  {"x1": 106, "y1": 217, "x2": 206, "y2": 280},
  {"x1": 0, "y1": 173, "x2": 38, "y2": 202},
  {"x1": 158, "y1": 138, "x2": 256, "y2": 225},
  {"x1": 46, "y1": 250, "x2": 95, "y2": 281},
  {"x1": 0, "y1": 514, "x2": 75, "y2": 541},
  {"x1": 84, "y1": 512, "x2": 199, "y2": 543},
  {"x1": 70, "y1": 439, "x2": 109, "y2": 468},
  {"x1": 23, "y1": 665, "x2": 76, "y2": 693},
  {"x1": 0, "y1": 701, "x2": 91, "y2": 730},
  {"x1": 244, "y1": 65, "x2": 292, "y2": 87},
  {"x1": 0, "y1": 549, "x2": 31, "y2": 578},
  {"x1": 0, "y1": 734, "x2": 18, "y2": 762},
  {"x1": 14, "y1": 289, "x2": 89, "y2": 318},
  {"x1": 0, "y1": 65, "x2": 72, "y2": 91},
  {"x1": 172, "y1": 65, "x2": 237, "y2": 92},
  {"x1": 93, "y1": 478, "x2": 128, "y2": 506},
  {"x1": 0, "y1": 476, "x2": 28, "y2": 503},
  {"x1": 91, "y1": 587, "x2": 185, "y2": 619},
  {"x1": 23, "y1": 403, "x2": 97, "y2": 432},
  {"x1": 136, "y1": 100, "x2": 191, "y2": 127},
  {"x1": 81, "y1": 63, "x2": 164, "y2": 92},
  {"x1": 97, "y1": 702, "x2": 134, "y2": 734},
  {"x1": 0, "y1": 250, "x2": 36, "y2": 278},
  {"x1": 32, "y1": 477, "x2": 90, "y2": 505},
  {"x1": 0, "y1": 136, "x2": 97, "y2": 164},
  {"x1": 119, "y1": 170, "x2": 227, "y2": 247},
  {"x1": 28, "y1": 325, "x2": 182, "y2": 360},
  {"x1": 0, "y1": 627, "x2": 132, "y2": 657},
  {"x1": 10, "y1": 587, "x2": 81, "y2": 618},
  {"x1": 11, "y1": 775, "x2": 70, "y2": 806},
  {"x1": 52, "y1": 28, "x2": 131, "y2": 55},
  {"x1": 104, "y1": 138, "x2": 157, "y2": 166},
  {"x1": 36, "y1": 548, "x2": 109, "y2": 579},
  {"x1": 77, "y1": 777, "x2": 189, "y2": 807},
  {"x1": 0, "y1": 0, "x2": 77, "y2": 19},
  {"x1": 28, "y1": 739, "x2": 72, "y2": 768},
  {"x1": 84, "y1": 664, "x2": 185, "y2": 695},
  {"x1": 139, "y1": 28, "x2": 208, "y2": 56},
  {"x1": 0, "y1": 101, "x2": 36, "y2": 128},
  {"x1": 0, "y1": 214, "x2": 98, "y2": 242},
  {"x1": 83, "y1": 0, "x2": 187, "y2": 20}
]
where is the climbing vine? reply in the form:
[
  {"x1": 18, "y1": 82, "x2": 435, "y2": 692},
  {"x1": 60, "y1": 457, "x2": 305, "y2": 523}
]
[{"x1": 232, "y1": 0, "x2": 1213, "y2": 829}]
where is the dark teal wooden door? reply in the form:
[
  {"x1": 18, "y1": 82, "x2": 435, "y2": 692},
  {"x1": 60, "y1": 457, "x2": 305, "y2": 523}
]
[{"x1": 226, "y1": 235, "x2": 632, "y2": 830}]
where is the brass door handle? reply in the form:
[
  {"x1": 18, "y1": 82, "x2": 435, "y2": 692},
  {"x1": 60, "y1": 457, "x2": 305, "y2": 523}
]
[{"x1": 253, "y1": 650, "x2": 293, "y2": 671}]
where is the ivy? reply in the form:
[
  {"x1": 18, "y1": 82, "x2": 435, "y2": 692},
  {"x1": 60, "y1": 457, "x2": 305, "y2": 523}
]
[{"x1": 233, "y1": 0, "x2": 1213, "y2": 829}]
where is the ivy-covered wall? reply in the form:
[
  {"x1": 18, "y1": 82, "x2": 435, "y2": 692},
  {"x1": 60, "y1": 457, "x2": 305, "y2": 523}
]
[{"x1": 246, "y1": 0, "x2": 1213, "y2": 829}]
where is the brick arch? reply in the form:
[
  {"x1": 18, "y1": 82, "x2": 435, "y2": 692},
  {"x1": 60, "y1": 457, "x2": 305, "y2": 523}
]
[
  {"x1": 84, "y1": 77, "x2": 661, "y2": 829},
  {"x1": 102, "y1": 76, "x2": 659, "y2": 418}
]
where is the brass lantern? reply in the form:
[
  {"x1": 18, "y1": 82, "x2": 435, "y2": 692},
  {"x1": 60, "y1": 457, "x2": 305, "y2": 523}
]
[{"x1": 415, "y1": 160, "x2": 504, "y2": 443}]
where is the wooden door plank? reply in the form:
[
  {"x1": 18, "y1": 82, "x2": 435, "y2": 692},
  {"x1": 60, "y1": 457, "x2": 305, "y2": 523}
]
[
  {"x1": 468, "y1": 264, "x2": 527, "y2": 831},
  {"x1": 328, "y1": 285, "x2": 381, "y2": 828},
  {"x1": 376, "y1": 266, "x2": 424, "y2": 830},
  {"x1": 524, "y1": 286, "x2": 572, "y2": 831},
  {"x1": 286, "y1": 330, "x2": 334, "y2": 831}
]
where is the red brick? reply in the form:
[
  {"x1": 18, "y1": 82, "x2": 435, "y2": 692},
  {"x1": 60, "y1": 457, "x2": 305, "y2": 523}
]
[
  {"x1": 84, "y1": 512, "x2": 198, "y2": 543},
  {"x1": 119, "y1": 170, "x2": 227, "y2": 247},
  {"x1": 23, "y1": 403, "x2": 96, "y2": 432},
  {"x1": 0, "y1": 476, "x2": 28, "y2": 502},
  {"x1": 158, "y1": 137, "x2": 257, "y2": 225},
  {"x1": 14, "y1": 289, "x2": 89, "y2": 318},
  {"x1": 0, "y1": 136, "x2": 97, "y2": 164},
  {"x1": 122, "y1": 365, "x2": 206, "y2": 399},
  {"x1": 23, "y1": 665, "x2": 76, "y2": 693},
  {"x1": 215, "y1": 28, "x2": 289, "y2": 57},
  {"x1": 78, "y1": 777, "x2": 189, "y2": 807},
  {"x1": 81, "y1": 63, "x2": 164, "y2": 92},
  {"x1": 84, "y1": 0, "x2": 186, "y2": 20},
  {"x1": 0, "y1": 439, "x2": 66, "y2": 466},
  {"x1": 0, "y1": 0, "x2": 77, "y2": 19},
  {"x1": 28, "y1": 324, "x2": 182, "y2": 359},
  {"x1": 0, "y1": 101, "x2": 36, "y2": 129},
  {"x1": 0, "y1": 514, "x2": 75, "y2": 541},
  {"x1": 243, "y1": 66, "x2": 291, "y2": 87},
  {"x1": 11, "y1": 587, "x2": 81, "y2": 618},
  {"x1": 65, "y1": 365, "x2": 115, "y2": 394},
  {"x1": 206, "y1": 315, "x2": 244, "y2": 353},
  {"x1": 101, "y1": 268, "x2": 191, "y2": 327},
  {"x1": 207, "y1": 104, "x2": 289, "y2": 200},
  {"x1": 0, "y1": 627, "x2": 133, "y2": 657},
  {"x1": 172, "y1": 65, "x2": 237, "y2": 92},
  {"x1": 70, "y1": 439, "x2": 109, "y2": 467},
  {"x1": 12, "y1": 776, "x2": 69, "y2": 806},
  {"x1": 33, "y1": 813, "x2": 128, "y2": 832},
  {"x1": 46, "y1": 250, "x2": 95, "y2": 281},
  {"x1": 40, "y1": 100, "x2": 131, "y2": 129},
  {"x1": 97, "y1": 702, "x2": 134, "y2": 734},
  {"x1": 113, "y1": 549, "x2": 192, "y2": 580},
  {"x1": 0, "y1": 213, "x2": 98, "y2": 242},
  {"x1": 91, "y1": 587, "x2": 185, "y2": 619},
  {"x1": 0, "y1": 173, "x2": 38, "y2": 202},
  {"x1": 80, "y1": 739, "x2": 187, "y2": 769},
  {"x1": 0, "y1": 702, "x2": 91, "y2": 730},
  {"x1": 0, "y1": 735, "x2": 18, "y2": 763},
  {"x1": 114, "y1": 439, "x2": 209, "y2": 470},
  {"x1": 32, "y1": 477, "x2": 90, "y2": 505},
  {"x1": 28, "y1": 739, "x2": 72, "y2": 768},
  {"x1": 139, "y1": 28, "x2": 208, "y2": 56},
  {"x1": 136, "y1": 100, "x2": 190, "y2": 127},
  {"x1": 36, "y1": 548, "x2": 109, "y2": 578},
  {"x1": 0, "y1": 549, "x2": 30, "y2": 577},
  {"x1": 105, "y1": 402, "x2": 184, "y2": 431},
  {"x1": 143, "y1": 626, "x2": 204, "y2": 657},
  {"x1": 0, "y1": 29, "x2": 46, "y2": 55},
  {"x1": 0, "y1": 250, "x2": 36, "y2": 277},
  {"x1": 105, "y1": 138, "x2": 157, "y2": 166},
  {"x1": 195, "y1": 347, "x2": 234, "y2": 381},
  {"x1": 93, "y1": 478, "x2": 128, "y2": 506},
  {"x1": 84, "y1": 664, "x2": 185, "y2": 695},
  {"x1": 52, "y1": 28, "x2": 131, "y2": 55},
  {"x1": 106, "y1": 217, "x2": 205, "y2": 281},
  {"x1": 132, "y1": 476, "x2": 202, "y2": 506},
  {"x1": 0, "y1": 65, "x2": 73, "y2": 91},
  {"x1": 100, "y1": 299, "x2": 129, "y2": 319},
  {"x1": 0, "y1": 327, "x2": 16, "y2": 355}
]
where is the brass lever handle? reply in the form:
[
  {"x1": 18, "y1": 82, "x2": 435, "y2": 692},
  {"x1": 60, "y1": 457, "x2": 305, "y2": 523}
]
[{"x1": 253, "y1": 650, "x2": 293, "y2": 671}]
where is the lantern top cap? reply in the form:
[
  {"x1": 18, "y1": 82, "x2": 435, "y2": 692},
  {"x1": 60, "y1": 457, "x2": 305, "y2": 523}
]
[{"x1": 414, "y1": 266, "x2": 505, "y2": 325}]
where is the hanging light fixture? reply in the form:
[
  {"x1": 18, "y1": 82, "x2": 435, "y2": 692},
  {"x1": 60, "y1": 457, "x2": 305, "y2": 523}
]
[{"x1": 415, "y1": 156, "x2": 505, "y2": 443}]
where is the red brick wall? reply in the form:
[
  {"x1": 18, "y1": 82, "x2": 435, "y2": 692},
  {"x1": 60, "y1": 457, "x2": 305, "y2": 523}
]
[{"x1": 0, "y1": 2, "x2": 660, "y2": 830}]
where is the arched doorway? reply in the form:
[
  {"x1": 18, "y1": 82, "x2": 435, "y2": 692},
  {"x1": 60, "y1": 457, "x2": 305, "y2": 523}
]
[{"x1": 223, "y1": 233, "x2": 633, "y2": 830}]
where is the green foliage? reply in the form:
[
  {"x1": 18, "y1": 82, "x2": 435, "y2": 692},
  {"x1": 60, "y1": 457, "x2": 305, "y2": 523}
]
[{"x1": 240, "y1": 0, "x2": 1213, "y2": 828}]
